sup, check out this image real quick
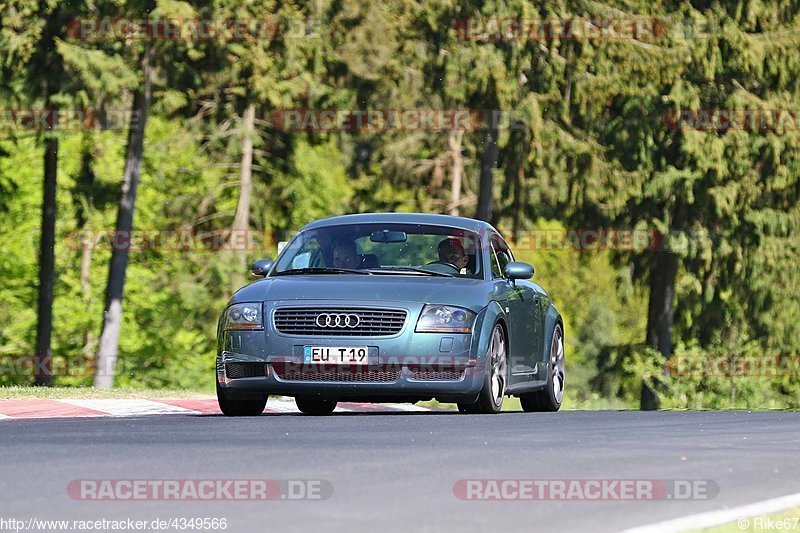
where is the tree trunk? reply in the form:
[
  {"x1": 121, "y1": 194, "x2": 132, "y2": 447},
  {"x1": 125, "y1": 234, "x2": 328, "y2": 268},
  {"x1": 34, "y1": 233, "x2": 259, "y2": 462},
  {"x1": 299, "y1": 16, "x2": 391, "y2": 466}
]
[
  {"x1": 640, "y1": 252, "x2": 679, "y2": 410},
  {"x1": 512, "y1": 166, "x2": 525, "y2": 232},
  {"x1": 231, "y1": 103, "x2": 255, "y2": 289},
  {"x1": 80, "y1": 237, "x2": 95, "y2": 352},
  {"x1": 77, "y1": 131, "x2": 97, "y2": 353},
  {"x1": 448, "y1": 130, "x2": 463, "y2": 216},
  {"x1": 94, "y1": 49, "x2": 154, "y2": 389},
  {"x1": 33, "y1": 137, "x2": 58, "y2": 386},
  {"x1": 476, "y1": 128, "x2": 499, "y2": 222},
  {"x1": 232, "y1": 103, "x2": 255, "y2": 234}
]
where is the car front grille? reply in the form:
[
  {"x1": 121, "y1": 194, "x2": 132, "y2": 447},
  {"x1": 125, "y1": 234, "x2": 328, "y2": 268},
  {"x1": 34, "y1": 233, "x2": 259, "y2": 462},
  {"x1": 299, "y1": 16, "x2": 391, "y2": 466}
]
[
  {"x1": 225, "y1": 362, "x2": 268, "y2": 379},
  {"x1": 272, "y1": 364, "x2": 400, "y2": 383},
  {"x1": 273, "y1": 307, "x2": 407, "y2": 336},
  {"x1": 410, "y1": 369, "x2": 466, "y2": 381}
]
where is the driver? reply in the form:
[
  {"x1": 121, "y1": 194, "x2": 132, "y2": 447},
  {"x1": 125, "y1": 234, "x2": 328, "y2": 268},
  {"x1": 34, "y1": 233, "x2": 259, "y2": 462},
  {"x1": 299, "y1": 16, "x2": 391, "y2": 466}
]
[{"x1": 437, "y1": 237, "x2": 468, "y2": 274}]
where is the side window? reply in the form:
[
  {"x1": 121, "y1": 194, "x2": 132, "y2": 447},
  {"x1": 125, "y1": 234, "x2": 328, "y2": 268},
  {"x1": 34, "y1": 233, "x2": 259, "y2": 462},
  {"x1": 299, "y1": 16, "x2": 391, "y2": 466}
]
[
  {"x1": 291, "y1": 252, "x2": 311, "y2": 269},
  {"x1": 299, "y1": 237, "x2": 322, "y2": 267},
  {"x1": 491, "y1": 237, "x2": 512, "y2": 278},
  {"x1": 489, "y1": 242, "x2": 502, "y2": 278}
]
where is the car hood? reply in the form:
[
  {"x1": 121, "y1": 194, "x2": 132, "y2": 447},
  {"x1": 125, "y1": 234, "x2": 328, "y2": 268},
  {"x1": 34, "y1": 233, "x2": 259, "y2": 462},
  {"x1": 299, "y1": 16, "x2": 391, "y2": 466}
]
[{"x1": 231, "y1": 274, "x2": 491, "y2": 312}]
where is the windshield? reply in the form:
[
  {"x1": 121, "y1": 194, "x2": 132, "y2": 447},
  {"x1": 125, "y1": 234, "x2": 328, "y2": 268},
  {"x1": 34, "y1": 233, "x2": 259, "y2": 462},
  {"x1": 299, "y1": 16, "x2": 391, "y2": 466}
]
[{"x1": 273, "y1": 223, "x2": 483, "y2": 279}]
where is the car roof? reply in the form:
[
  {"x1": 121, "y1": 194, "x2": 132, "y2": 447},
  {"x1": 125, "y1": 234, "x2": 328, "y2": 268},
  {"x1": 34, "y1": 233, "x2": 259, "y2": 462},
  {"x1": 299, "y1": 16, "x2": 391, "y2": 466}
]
[{"x1": 302, "y1": 213, "x2": 499, "y2": 235}]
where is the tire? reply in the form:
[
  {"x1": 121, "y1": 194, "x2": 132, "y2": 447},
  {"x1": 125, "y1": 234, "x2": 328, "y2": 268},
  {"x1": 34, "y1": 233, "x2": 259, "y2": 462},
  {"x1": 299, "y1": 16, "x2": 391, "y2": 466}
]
[
  {"x1": 216, "y1": 381, "x2": 267, "y2": 416},
  {"x1": 295, "y1": 396, "x2": 338, "y2": 415},
  {"x1": 457, "y1": 402, "x2": 480, "y2": 413},
  {"x1": 467, "y1": 323, "x2": 507, "y2": 414},
  {"x1": 520, "y1": 323, "x2": 565, "y2": 412}
]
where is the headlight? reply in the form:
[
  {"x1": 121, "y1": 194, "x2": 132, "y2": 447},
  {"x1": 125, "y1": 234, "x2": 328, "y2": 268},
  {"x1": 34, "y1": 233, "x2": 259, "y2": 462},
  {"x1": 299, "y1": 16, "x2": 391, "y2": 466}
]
[
  {"x1": 223, "y1": 303, "x2": 263, "y2": 330},
  {"x1": 415, "y1": 304, "x2": 476, "y2": 333}
]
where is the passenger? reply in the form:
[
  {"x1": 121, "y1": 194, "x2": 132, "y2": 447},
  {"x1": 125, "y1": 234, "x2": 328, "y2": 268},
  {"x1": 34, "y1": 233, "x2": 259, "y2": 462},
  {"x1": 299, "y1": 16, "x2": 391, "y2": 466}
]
[{"x1": 332, "y1": 240, "x2": 361, "y2": 269}]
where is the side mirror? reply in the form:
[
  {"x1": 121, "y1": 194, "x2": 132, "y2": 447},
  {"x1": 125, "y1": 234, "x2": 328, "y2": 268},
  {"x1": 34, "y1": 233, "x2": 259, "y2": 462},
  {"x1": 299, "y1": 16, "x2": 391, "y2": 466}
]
[
  {"x1": 504, "y1": 261, "x2": 534, "y2": 282},
  {"x1": 250, "y1": 258, "x2": 274, "y2": 277}
]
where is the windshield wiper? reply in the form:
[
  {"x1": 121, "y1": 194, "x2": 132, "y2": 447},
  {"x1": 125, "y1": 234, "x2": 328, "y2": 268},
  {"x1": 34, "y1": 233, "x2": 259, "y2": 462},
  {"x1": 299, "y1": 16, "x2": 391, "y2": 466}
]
[
  {"x1": 273, "y1": 267, "x2": 372, "y2": 276},
  {"x1": 364, "y1": 267, "x2": 455, "y2": 278}
]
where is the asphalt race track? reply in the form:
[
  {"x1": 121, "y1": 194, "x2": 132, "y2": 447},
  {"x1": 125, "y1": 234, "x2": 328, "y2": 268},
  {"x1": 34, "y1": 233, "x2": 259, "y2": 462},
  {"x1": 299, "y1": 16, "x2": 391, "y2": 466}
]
[{"x1": 2, "y1": 410, "x2": 799, "y2": 532}]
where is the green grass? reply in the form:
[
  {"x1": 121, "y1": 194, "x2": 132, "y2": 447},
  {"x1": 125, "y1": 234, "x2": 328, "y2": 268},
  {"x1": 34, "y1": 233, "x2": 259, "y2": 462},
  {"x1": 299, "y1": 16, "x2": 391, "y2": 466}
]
[
  {"x1": 690, "y1": 507, "x2": 800, "y2": 532},
  {"x1": 414, "y1": 398, "x2": 457, "y2": 410},
  {"x1": 0, "y1": 386, "x2": 213, "y2": 400}
]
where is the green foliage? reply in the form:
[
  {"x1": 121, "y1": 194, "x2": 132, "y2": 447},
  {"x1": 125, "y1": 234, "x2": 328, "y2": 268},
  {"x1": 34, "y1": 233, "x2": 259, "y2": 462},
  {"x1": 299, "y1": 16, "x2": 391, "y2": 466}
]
[
  {"x1": 0, "y1": 137, "x2": 41, "y2": 359},
  {"x1": 511, "y1": 219, "x2": 648, "y2": 403},
  {"x1": 277, "y1": 138, "x2": 352, "y2": 231}
]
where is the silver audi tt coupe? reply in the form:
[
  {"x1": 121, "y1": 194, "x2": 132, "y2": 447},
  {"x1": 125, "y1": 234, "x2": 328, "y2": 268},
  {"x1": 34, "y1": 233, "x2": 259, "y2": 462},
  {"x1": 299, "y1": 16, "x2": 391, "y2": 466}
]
[{"x1": 216, "y1": 213, "x2": 564, "y2": 415}]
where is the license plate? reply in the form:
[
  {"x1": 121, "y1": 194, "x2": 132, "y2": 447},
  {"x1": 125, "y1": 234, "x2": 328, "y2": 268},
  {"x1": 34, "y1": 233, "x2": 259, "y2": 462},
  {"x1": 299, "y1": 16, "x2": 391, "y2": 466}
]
[{"x1": 303, "y1": 346, "x2": 369, "y2": 365}]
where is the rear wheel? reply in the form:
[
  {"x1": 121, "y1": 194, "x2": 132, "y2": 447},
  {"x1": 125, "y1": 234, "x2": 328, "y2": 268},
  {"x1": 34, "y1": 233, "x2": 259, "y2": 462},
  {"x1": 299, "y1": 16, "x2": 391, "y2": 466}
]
[
  {"x1": 295, "y1": 396, "x2": 337, "y2": 415},
  {"x1": 520, "y1": 323, "x2": 564, "y2": 412},
  {"x1": 216, "y1": 382, "x2": 267, "y2": 416},
  {"x1": 459, "y1": 324, "x2": 507, "y2": 414}
]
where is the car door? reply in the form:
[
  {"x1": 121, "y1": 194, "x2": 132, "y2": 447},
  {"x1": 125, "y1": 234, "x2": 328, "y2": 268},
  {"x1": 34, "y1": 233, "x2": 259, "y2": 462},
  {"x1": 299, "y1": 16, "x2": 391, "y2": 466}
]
[{"x1": 489, "y1": 235, "x2": 542, "y2": 385}]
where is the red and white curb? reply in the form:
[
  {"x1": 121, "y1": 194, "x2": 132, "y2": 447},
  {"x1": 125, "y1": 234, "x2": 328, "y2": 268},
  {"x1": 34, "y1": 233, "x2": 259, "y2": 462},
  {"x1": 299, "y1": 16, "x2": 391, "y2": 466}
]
[{"x1": 0, "y1": 397, "x2": 438, "y2": 420}]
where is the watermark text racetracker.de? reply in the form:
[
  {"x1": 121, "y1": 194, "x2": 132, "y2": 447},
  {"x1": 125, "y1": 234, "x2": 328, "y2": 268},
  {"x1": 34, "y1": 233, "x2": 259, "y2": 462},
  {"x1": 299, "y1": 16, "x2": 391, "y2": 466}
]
[
  {"x1": 270, "y1": 109, "x2": 530, "y2": 131},
  {"x1": 664, "y1": 108, "x2": 800, "y2": 133},
  {"x1": 1, "y1": 517, "x2": 227, "y2": 532},
  {"x1": 65, "y1": 228, "x2": 268, "y2": 253},
  {"x1": 68, "y1": 479, "x2": 332, "y2": 501},
  {"x1": 1, "y1": 353, "x2": 133, "y2": 379},
  {"x1": 453, "y1": 479, "x2": 719, "y2": 501},
  {"x1": 0, "y1": 109, "x2": 140, "y2": 131},
  {"x1": 667, "y1": 353, "x2": 800, "y2": 379},
  {"x1": 453, "y1": 16, "x2": 743, "y2": 43},
  {"x1": 454, "y1": 17, "x2": 664, "y2": 42},
  {"x1": 501, "y1": 228, "x2": 661, "y2": 252},
  {"x1": 66, "y1": 18, "x2": 319, "y2": 41}
]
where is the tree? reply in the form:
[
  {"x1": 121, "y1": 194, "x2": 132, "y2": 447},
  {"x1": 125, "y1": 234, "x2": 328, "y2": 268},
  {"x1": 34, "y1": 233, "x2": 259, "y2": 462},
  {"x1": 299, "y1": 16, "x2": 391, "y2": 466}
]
[
  {"x1": 94, "y1": 45, "x2": 154, "y2": 388},
  {"x1": 523, "y1": 2, "x2": 800, "y2": 408},
  {"x1": 0, "y1": 0, "x2": 76, "y2": 385},
  {"x1": 447, "y1": 130, "x2": 464, "y2": 215}
]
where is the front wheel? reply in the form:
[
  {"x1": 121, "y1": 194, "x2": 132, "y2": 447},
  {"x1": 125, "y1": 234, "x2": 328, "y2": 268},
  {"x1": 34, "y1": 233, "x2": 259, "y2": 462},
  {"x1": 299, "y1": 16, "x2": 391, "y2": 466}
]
[
  {"x1": 457, "y1": 402, "x2": 479, "y2": 413},
  {"x1": 216, "y1": 382, "x2": 267, "y2": 416},
  {"x1": 460, "y1": 324, "x2": 507, "y2": 414},
  {"x1": 520, "y1": 323, "x2": 565, "y2": 412},
  {"x1": 295, "y1": 397, "x2": 337, "y2": 415}
]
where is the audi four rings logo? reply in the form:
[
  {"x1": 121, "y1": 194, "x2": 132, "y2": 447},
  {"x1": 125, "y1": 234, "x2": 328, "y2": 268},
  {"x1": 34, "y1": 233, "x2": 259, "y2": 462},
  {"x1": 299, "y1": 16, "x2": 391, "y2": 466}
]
[{"x1": 316, "y1": 313, "x2": 361, "y2": 328}]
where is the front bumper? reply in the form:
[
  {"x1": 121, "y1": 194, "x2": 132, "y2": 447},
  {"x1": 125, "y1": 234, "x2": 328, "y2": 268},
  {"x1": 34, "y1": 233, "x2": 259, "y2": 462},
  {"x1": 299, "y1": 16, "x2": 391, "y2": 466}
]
[{"x1": 216, "y1": 299, "x2": 487, "y2": 402}]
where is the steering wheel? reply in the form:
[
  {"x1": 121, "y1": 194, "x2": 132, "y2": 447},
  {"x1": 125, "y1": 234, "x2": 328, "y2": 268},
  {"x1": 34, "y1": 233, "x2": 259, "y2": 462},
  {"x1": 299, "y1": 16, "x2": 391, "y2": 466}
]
[{"x1": 425, "y1": 260, "x2": 460, "y2": 272}]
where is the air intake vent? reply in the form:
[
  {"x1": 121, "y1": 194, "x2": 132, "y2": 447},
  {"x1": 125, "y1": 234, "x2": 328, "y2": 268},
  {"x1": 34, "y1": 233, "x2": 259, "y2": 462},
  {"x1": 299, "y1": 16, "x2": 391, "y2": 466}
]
[
  {"x1": 410, "y1": 369, "x2": 466, "y2": 381},
  {"x1": 225, "y1": 362, "x2": 268, "y2": 379},
  {"x1": 272, "y1": 364, "x2": 400, "y2": 383}
]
